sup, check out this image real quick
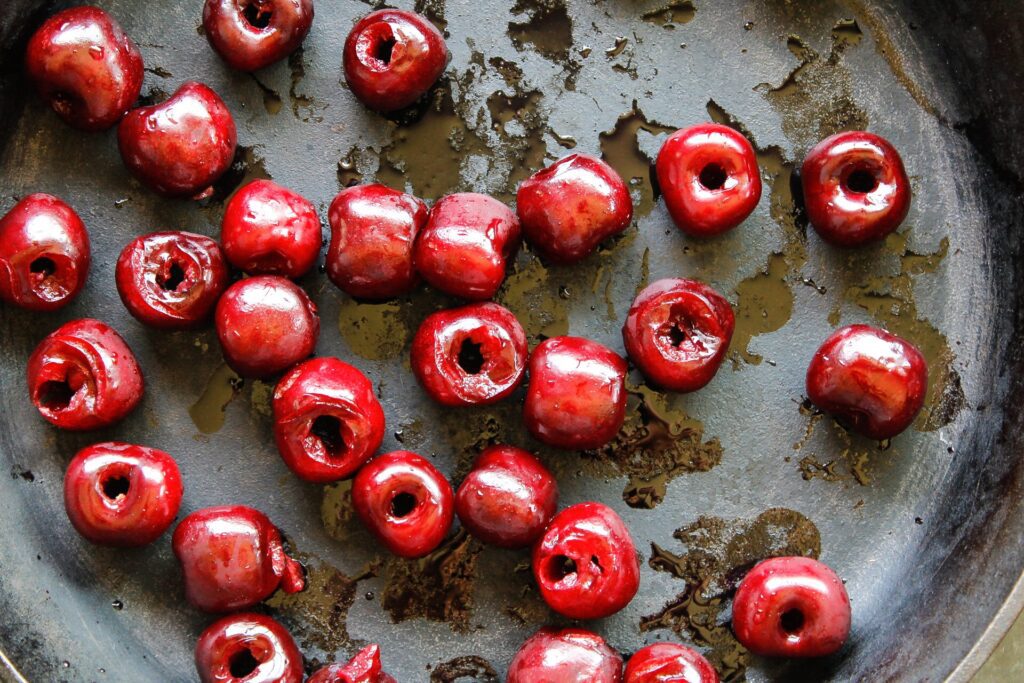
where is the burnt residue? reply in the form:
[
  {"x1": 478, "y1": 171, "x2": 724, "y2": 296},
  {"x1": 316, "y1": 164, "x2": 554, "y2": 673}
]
[
  {"x1": 507, "y1": 0, "x2": 575, "y2": 66},
  {"x1": 288, "y1": 49, "x2": 324, "y2": 122},
  {"x1": 486, "y1": 87, "x2": 547, "y2": 197},
  {"x1": 791, "y1": 399, "x2": 896, "y2": 485},
  {"x1": 641, "y1": 1, "x2": 697, "y2": 28},
  {"x1": 414, "y1": 0, "x2": 448, "y2": 35},
  {"x1": 429, "y1": 656, "x2": 499, "y2": 682},
  {"x1": 188, "y1": 364, "x2": 244, "y2": 434},
  {"x1": 10, "y1": 466, "x2": 34, "y2": 482},
  {"x1": 204, "y1": 145, "x2": 271, "y2": 204},
  {"x1": 250, "y1": 74, "x2": 283, "y2": 116},
  {"x1": 321, "y1": 479, "x2": 356, "y2": 543},
  {"x1": 599, "y1": 103, "x2": 675, "y2": 217},
  {"x1": 496, "y1": 252, "x2": 570, "y2": 343},
  {"x1": 144, "y1": 66, "x2": 173, "y2": 78},
  {"x1": 337, "y1": 297, "x2": 413, "y2": 361},
  {"x1": 337, "y1": 148, "x2": 363, "y2": 187}
]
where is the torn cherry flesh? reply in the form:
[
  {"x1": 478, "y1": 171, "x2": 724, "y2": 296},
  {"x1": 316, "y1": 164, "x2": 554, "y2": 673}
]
[
  {"x1": 307, "y1": 644, "x2": 398, "y2": 683},
  {"x1": 507, "y1": 627, "x2": 624, "y2": 683},
  {"x1": 202, "y1": 0, "x2": 314, "y2": 72},
  {"x1": 195, "y1": 612, "x2": 303, "y2": 683}
]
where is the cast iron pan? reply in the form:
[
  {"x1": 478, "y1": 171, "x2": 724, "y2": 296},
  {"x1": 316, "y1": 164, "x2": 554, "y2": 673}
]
[{"x1": 2, "y1": 0, "x2": 1023, "y2": 681}]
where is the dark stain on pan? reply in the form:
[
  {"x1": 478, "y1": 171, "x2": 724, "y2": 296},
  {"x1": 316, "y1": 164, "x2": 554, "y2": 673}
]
[
  {"x1": 415, "y1": 0, "x2": 448, "y2": 35},
  {"x1": 599, "y1": 103, "x2": 676, "y2": 219},
  {"x1": 429, "y1": 655, "x2": 499, "y2": 682},
  {"x1": 641, "y1": 1, "x2": 697, "y2": 28},
  {"x1": 506, "y1": 0, "x2": 580, "y2": 88}
]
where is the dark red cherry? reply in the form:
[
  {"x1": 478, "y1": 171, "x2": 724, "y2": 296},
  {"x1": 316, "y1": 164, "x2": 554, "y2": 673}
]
[
  {"x1": 0, "y1": 193, "x2": 90, "y2": 311},
  {"x1": 732, "y1": 556, "x2": 851, "y2": 658},
  {"x1": 118, "y1": 81, "x2": 237, "y2": 198},
  {"x1": 203, "y1": 0, "x2": 314, "y2": 72},
  {"x1": 25, "y1": 6, "x2": 143, "y2": 131},
  {"x1": 523, "y1": 336, "x2": 627, "y2": 450},
  {"x1": 656, "y1": 123, "x2": 761, "y2": 238},
  {"x1": 27, "y1": 319, "x2": 143, "y2": 431},
  {"x1": 455, "y1": 445, "x2": 556, "y2": 549},
  {"x1": 413, "y1": 192, "x2": 520, "y2": 301},
  {"x1": 342, "y1": 9, "x2": 448, "y2": 112},
  {"x1": 624, "y1": 643, "x2": 719, "y2": 683},
  {"x1": 352, "y1": 450, "x2": 454, "y2": 558},
  {"x1": 806, "y1": 324, "x2": 927, "y2": 440},
  {"x1": 63, "y1": 442, "x2": 182, "y2": 547},
  {"x1": 801, "y1": 131, "x2": 911, "y2": 247},
  {"x1": 516, "y1": 154, "x2": 633, "y2": 264},
  {"x1": 195, "y1": 612, "x2": 303, "y2": 683},
  {"x1": 172, "y1": 505, "x2": 305, "y2": 613},
  {"x1": 115, "y1": 231, "x2": 228, "y2": 330},
  {"x1": 308, "y1": 644, "x2": 397, "y2": 683},
  {"x1": 221, "y1": 179, "x2": 322, "y2": 279},
  {"x1": 507, "y1": 627, "x2": 624, "y2": 683},
  {"x1": 327, "y1": 183, "x2": 427, "y2": 300},
  {"x1": 214, "y1": 275, "x2": 319, "y2": 378},
  {"x1": 532, "y1": 501, "x2": 640, "y2": 620},
  {"x1": 622, "y1": 278, "x2": 734, "y2": 393}
]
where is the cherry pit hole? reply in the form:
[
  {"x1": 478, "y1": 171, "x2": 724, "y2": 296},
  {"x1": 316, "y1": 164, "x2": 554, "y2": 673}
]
[
  {"x1": 457, "y1": 339, "x2": 486, "y2": 375},
  {"x1": 160, "y1": 262, "x2": 186, "y2": 292},
  {"x1": 390, "y1": 492, "x2": 417, "y2": 518},
  {"x1": 229, "y1": 648, "x2": 260, "y2": 679},
  {"x1": 39, "y1": 380, "x2": 75, "y2": 410},
  {"x1": 844, "y1": 168, "x2": 877, "y2": 194},
  {"x1": 30, "y1": 257, "x2": 56, "y2": 277},
  {"x1": 242, "y1": 2, "x2": 273, "y2": 29},
  {"x1": 102, "y1": 475, "x2": 130, "y2": 500},
  {"x1": 667, "y1": 323, "x2": 689, "y2": 348},
  {"x1": 780, "y1": 608, "x2": 805, "y2": 634},
  {"x1": 311, "y1": 415, "x2": 346, "y2": 456},
  {"x1": 548, "y1": 555, "x2": 578, "y2": 581},
  {"x1": 374, "y1": 37, "x2": 396, "y2": 65},
  {"x1": 699, "y1": 163, "x2": 728, "y2": 190}
]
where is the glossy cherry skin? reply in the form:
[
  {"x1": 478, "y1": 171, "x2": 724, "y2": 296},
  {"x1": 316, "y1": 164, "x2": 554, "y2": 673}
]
[
  {"x1": 25, "y1": 6, "x2": 143, "y2": 131},
  {"x1": 352, "y1": 450, "x2": 454, "y2": 558},
  {"x1": 203, "y1": 0, "x2": 314, "y2": 72},
  {"x1": 623, "y1": 278, "x2": 734, "y2": 393},
  {"x1": 172, "y1": 505, "x2": 305, "y2": 613},
  {"x1": 327, "y1": 184, "x2": 427, "y2": 300},
  {"x1": 656, "y1": 123, "x2": 761, "y2": 238},
  {"x1": 624, "y1": 643, "x2": 719, "y2": 683},
  {"x1": 63, "y1": 442, "x2": 182, "y2": 547},
  {"x1": 732, "y1": 556, "x2": 851, "y2": 658},
  {"x1": 195, "y1": 612, "x2": 303, "y2": 683},
  {"x1": 0, "y1": 193, "x2": 90, "y2": 311},
  {"x1": 455, "y1": 445, "x2": 557, "y2": 548},
  {"x1": 27, "y1": 319, "x2": 143, "y2": 430},
  {"x1": 221, "y1": 179, "x2": 322, "y2": 279},
  {"x1": 806, "y1": 324, "x2": 927, "y2": 440},
  {"x1": 523, "y1": 336, "x2": 628, "y2": 450},
  {"x1": 532, "y1": 502, "x2": 640, "y2": 620},
  {"x1": 118, "y1": 81, "x2": 237, "y2": 198},
  {"x1": 516, "y1": 154, "x2": 633, "y2": 264},
  {"x1": 343, "y1": 9, "x2": 448, "y2": 112},
  {"x1": 507, "y1": 628, "x2": 624, "y2": 683},
  {"x1": 308, "y1": 644, "x2": 397, "y2": 683},
  {"x1": 413, "y1": 192, "x2": 520, "y2": 301},
  {"x1": 115, "y1": 231, "x2": 228, "y2": 329},
  {"x1": 214, "y1": 275, "x2": 320, "y2": 378}
]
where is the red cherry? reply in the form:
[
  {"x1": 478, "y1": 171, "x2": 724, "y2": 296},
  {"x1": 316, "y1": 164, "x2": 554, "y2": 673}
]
[
  {"x1": 624, "y1": 643, "x2": 719, "y2": 683},
  {"x1": 221, "y1": 179, "x2": 322, "y2": 279},
  {"x1": 352, "y1": 450, "x2": 454, "y2": 558},
  {"x1": 655, "y1": 123, "x2": 761, "y2": 237},
  {"x1": 806, "y1": 324, "x2": 927, "y2": 440},
  {"x1": 24, "y1": 6, "x2": 143, "y2": 131},
  {"x1": 622, "y1": 278, "x2": 734, "y2": 393},
  {"x1": 342, "y1": 9, "x2": 448, "y2": 112},
  {"x1": 507, "y1": 627, "x2": 624, "y2": 683},
  {"x1": 0, "y1": 193, "x2": 90, "y2": 311},
  {"x1": 172, "y1": 505, "x2": 305, "y2": 613},
  {"x1": 523, "y1": 336, "x2": 627, "y2": 450},
  {"x1": 516, "y1": 154, "x2": 633, "y2": 264},
  {"x1": 202, "y1": 0, "x2": 314, "y2": 72},
  {"x1": 801, "y1": 131, "x2": 911, "y2": 247},
  {"x1": 214, "y1": 275, "x2": 320, "y2": 378},
  {"x1": 195, "y1": 612, "x2": 303, "y2": 683},
  {"x1": 63, "y1": 442, "x2": 182, "y2": 547},
  {"x1": 732, "y1": 556, "x2": 851, "y2": 658},
  {"x1": 115, "y1": 231, "x2": 229, "y2": 330},
  {"x1": 308, "y1": 644, "x2": 397, "y2": 683},
  {"x1": 413, "y1": 192, "x2": 520, "y2": 301},
  {"x1": 118, "y1": 81, "x2": 237, "y2": 198},
  {"x1": 455, "y1": 445, "x2": 557, "y2": 549},
  {"x1": 27, "y1": 319, "x2": 143, "y2": 431},
  {"x1": 327, "y1": 183, "x2": 427, "y2": 300}
]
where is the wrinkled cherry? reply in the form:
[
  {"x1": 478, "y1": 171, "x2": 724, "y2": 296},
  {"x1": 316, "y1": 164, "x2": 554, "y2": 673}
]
[
  {"x1": 203, "y1": 0, "x2": 314, "y2": 72},
  {"x1": 195, "y1": 612, "x2": 303, "y2": 683},
  {"x1": 507, "y1": 627, "x2": 624, "y2": 683},
  {"x1": 308, "y1": 644, "x2": 397, "y2": 683},
  {"x1": 624, "y1": 643, "x2": 719, "y2": 683}
]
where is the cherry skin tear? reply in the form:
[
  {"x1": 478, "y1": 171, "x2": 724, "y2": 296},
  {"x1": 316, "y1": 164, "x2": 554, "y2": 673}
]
[
  {"x1": 308, "y1": 644, "x2": 397, "y2": 683},
  {"x1": 195, "y1": 612, "x2": 303, "y2": 683},
  {"x1": 624, "y1": 643, "x2": 720, "y2": 683},
  {"x1": 507, "y1": 627, "x2": 624, "y2": 683},
  {"x1": 203, "y1": 0, "x2": 314, "y2": 72}
]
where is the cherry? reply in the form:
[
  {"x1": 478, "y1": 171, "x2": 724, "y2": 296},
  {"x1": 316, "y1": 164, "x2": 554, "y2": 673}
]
[
  {"x1": 413, "y1": 192, "x2": 520, "y2": 301},
  {"x1": 806, "y1": 324, "x2": 927, "y2": 440},
  {"x1": 801, "y1": 131, "x2": 911, "y2": 247},
  {"x1": 507, "y1": 627, "x2": 624, "y2": 683},
  {"x1": 195, "y1": 612, "x2": 303, "y2": 683},
  {"x1": 523, "y1": 336, "x2": 628, "y2": 450},
  {"x1": 25, "y1": 6, "x2": 143, "y2": 131},
  {"x1": 327, "y1": 183, "x2": 427, "y2": 300},
  {"x1": 0, "y1": 193, "x2": 90, "y2": 311},
  {"x1": 115, "y1": 231, "x2": 228, "y2": 330},
  {"x1": 27, "y1": 319, "x2": 143, "y2": 431},
  {"x1": 214, "y1": 275, "x2": 319, "y2": 378},
  {"x1": 221, "y1": 179, "x2": 322, "y2": 279},
  {"x1": 624, "y1": 643, "x2": 719, "y2": 683},
  {"x1": 516, "y1": 153, "x2": 633, "y2": 264},
  {"x1": 352, "y1": 450, "x2": 454, "y2": 558},
  {"x1": 410, "y1": 302, "x2": 527, "y2": 406},
  {"x1": 342, "y1": 9, "x2": 448, "y2": 112},
  {"x1": 203, "y1": 0, "x2": 314, "y2": 72},
  {"x1": 623, "y1": 278, "x2": 734, "y2": 393},
  {"x1": 63, "y1": 442, "x2": 182, "y2": 547},
  {"x1": 118, "y1": 81, "x2": 237, "y2": 198},
  {"x1": 655, "y1": 123, "x2": 761, "y2": 238},
  {"x1": 172, "y1": 505, "x2": 305, "y2": 613},
  {"x1": 455, "y1": 445, "x2": 557, "y2": 549},
  {"x1": 308, "y1": 644, "x2": 397, "y2": 683},
  {"x1": 732, "y1": 556, "x2": 851, "y2": 658}
]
